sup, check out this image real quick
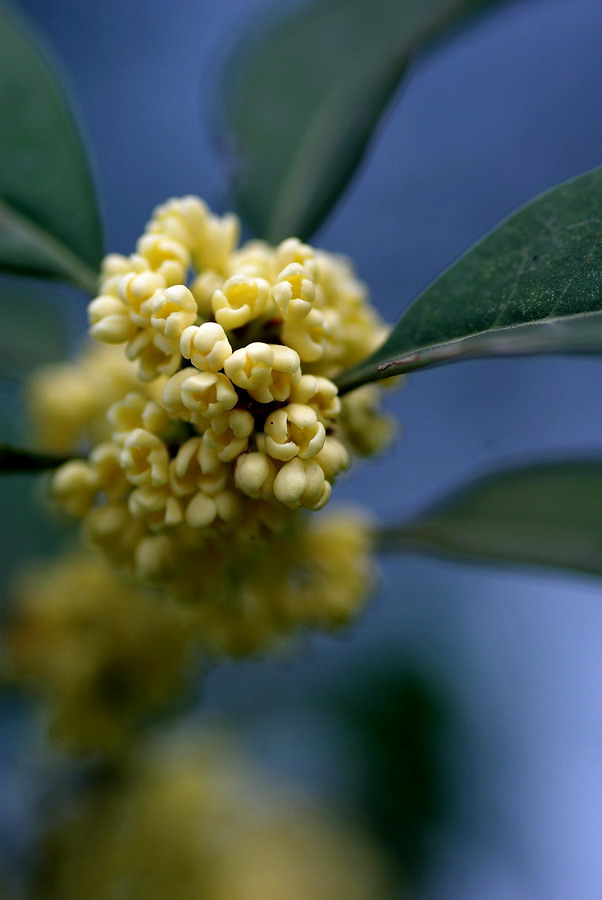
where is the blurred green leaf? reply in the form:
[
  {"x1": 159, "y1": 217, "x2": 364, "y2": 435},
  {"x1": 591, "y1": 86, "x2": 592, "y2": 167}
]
[
  {"x1": 321, "y1": 664, "x2": 448, "y2": 886},
  {"x1": 0, "y1": 444, "x2": 69, "y2": 473},
  {"x1": 222, "y1": 0, "x2": 508, "y2": 243},
  {"x1": 0, "y1": 278, "x2": 69, "y2": 380},
  {"x1": 337, "y1": 167, "x2": 602, "y2": 392},
  {"x1": 378, "y1": 460, "x2": 602, "y2": 577},
  {"x1": 0, "y1": 2, "x2": 102, "y2": 292}
]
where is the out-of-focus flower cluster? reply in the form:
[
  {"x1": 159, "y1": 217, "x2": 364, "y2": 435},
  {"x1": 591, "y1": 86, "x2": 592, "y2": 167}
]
[
  {"x1": 28, "y1": 196, "x2": 396, "y2": 653},
  {"x1": 38, "y1": 731, "x2": 393, "y2": 900},
  {"x1": 5, "y1": 550, "x2": 201, "y2": 753}
]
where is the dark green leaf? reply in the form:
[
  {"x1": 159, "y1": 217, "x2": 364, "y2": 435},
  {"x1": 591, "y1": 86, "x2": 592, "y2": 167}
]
[
  {"x1": 221, "y1": 0, "x2": 507, "y2": 243},
  {"x1": 0, "y1": 444, "x2": 69, "y2": 473},
  {"x1": 0, "y1": 278, "x2": 69, "y2": 381},
  {"x1": 378, "y1": 460, "x2": 602, "y2": 578},
  {"x1": 0, "y1": 3, "x2": 102, "y2": 292},
  {"x1": 319, "y1": 663, "x2": 449, "y2": 887},
  {"x1": 337, "y1": 167, "x2": 602, "y2": 393}
]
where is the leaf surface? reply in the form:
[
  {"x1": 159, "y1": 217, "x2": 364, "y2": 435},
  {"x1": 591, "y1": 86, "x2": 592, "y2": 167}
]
[
  {"x1": 337, "y1": 168, "x2": 602, "y2": 392},
  {"x1": 222, "y1": 0, "x2": 507, "y2": 242},
  {"x1": 378, "y1": 460, "x2": 602, "y2": 578},
  {"x1": 0, "y1": 3, "x2": 102, "y2": 292}
]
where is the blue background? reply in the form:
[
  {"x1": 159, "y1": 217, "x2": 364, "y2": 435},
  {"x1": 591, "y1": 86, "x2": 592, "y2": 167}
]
[{"x1": 7, "y1": 0, "x2": 602, "y2": 896}]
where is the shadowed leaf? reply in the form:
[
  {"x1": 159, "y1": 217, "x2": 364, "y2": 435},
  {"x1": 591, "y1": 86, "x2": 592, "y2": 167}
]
[
  {"x1": 378, "y1": 460, "x2": 602, "y2": 577},
  {"x1": 0, "y1": 2, "x2": 102, "y2": 292},
  {"x1": 221, "y1": 0, "x2": 509, "y2": 243}
]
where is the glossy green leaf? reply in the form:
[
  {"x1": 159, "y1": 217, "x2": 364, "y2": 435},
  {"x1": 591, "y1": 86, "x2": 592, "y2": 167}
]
[
  {"x1": 222, "y1": 0, "x2": 507, "y2": 243},
  {"x1": 337, "y1": 167, "x2": 602, "y2": 393},
  {"x1": 378, "y1": 460, "x2": 602, "y2": 578},
  {"x1": 0, "y1": 2, "x2": 102, "y2": 292},
  {"x1": 0, "y1": 444, "x2": 69, "y2": 474}
]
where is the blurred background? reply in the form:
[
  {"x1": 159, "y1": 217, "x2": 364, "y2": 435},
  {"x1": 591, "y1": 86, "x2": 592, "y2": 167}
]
[{"x1": 3, "y1": 0, "x2": 602, "y2": 896}]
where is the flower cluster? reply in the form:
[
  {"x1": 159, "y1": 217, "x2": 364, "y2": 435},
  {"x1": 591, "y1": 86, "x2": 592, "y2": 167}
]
[
  {"x1": 6, "y1": 550, "x2": 200, "y2": 753},
  {"x1": 29, "y1": 197, "x2": 396, "y2": 650},
  {"x1": 38, "y1": 731, "x2": 392, "y2": 900}
]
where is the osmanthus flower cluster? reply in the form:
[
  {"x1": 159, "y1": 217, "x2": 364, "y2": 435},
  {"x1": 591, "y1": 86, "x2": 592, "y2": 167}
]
[
  {"x1": 38, "y1": 730, "x2": 392, "y2": 900},
  {"x1": 5, "y1": 550, "x2": 200, "y2": 753},
  {"x1": 29, "y1": 196, "x2": 397, "y2": 653}
]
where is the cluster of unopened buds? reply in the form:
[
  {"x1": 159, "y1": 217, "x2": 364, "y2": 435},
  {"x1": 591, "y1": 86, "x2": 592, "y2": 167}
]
[{"x1": 29, "y1": 197, "x2": 398, "y2": 651}]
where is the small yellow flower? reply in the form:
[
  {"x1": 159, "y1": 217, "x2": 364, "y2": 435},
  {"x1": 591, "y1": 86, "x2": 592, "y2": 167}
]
[
  {"x1": 150, "y1": 284, "x2": 198, "y2": 338},
  {"x1": 203, "y1": 409, "x2": 254, "y2": 462},
  {"x1": 273, "y1": 457, "x2": 330, "y2": 510},
  {"x1": 108, "y1": 392, "x2": 170, "y2": 442},
  {"x1": 212, "y1": 274, "x2": 271, "y2": 330},
  {"x1": 272, "y1": 262, "x2": 316, "y2": 321},
  {"x1": 128, "y1": 485, "x2": 184, "y2": 530},
  {"x1": 224, "y1": 342, "x2": 301, "y2": 404},
  {"x1": 118, "y1": 270, "x2": 165, "y2": 326},
  {"x1": 234, "y1": 451, "x2": 278, "y2": 500},
  {"x1": 264, "y1": 403, "x2": 326, "y2": 461},
  {"x1": 136, "y1": 233, "x2": 190, "y2": 285},
  {"x1": 180, "y1": 322, "x2": 232, "y2": 371},
  {"x1": 52, "y1": 460, "x2": 98, "y2": 516},
  {"x1": 120, "y1": 429, "x2": 170, "y2": 487},
  {"x1": 181, "y1": 370, "x2": 238, "y2": 419},
  {"x1": 88, "y1": 295, "x2": 137, "y2": 343}
]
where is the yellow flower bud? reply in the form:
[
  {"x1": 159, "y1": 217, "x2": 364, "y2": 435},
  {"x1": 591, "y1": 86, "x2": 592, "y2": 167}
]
[
  {"x1": 150, "y1": 285, "x2": 198, "y2": 338},
  {"x1": 147, "y1": 196, "x2": 209, "y2": 248},
  {"x1": 273, "y1": 457, "x2": 330, "y2": 510},
  {"x1": 169, "y1": 438, "x2": 228, "y2": 496},
  {"x1": 89, "y1": 441, "x2": 129, "y2": 499},
  {"x1": 212, "y1": 274, "x2": 271, "y2": 330},
  {"x1": 272, "y1": 262, "x2": 315, "y2": 321},
  {"x1": 181, "y1": 371, "x2": 238, "y2": 419},
  {"x1": 275, "y1": 237, "x2": 317, "y2": 280},
  {"x1": 281, "y1": 308, "x2": 326, "y2": 362},
  {"x1": 234, "y1": 452, "x2": 277, "y2": 500},
  {"x1": 128, "y1": 485, "x2": 184, "y2": 530},
  {"x1": 120, "y1": 428, "x2": 169, "y2": 487},
  {"x1": 52, "y1": 460, "x2": 98, "y2": 517},
  {"x1": 230, "y1": 239, "x2": 275, "y2": 280},
  {"x1": 162, "y1": 367, "x2": 197, "y2": 420},
  {"x1": 314, "y1": 436, "x2": 350, "y2": 480},
  {"x1": 289, "y1": 375, "x2": 340, "y2": 423},
  {"x1": 134, "y1": 534, "x2": 178, "y2": 584},
  {"x1": 108, "y1": 392, "x2": 170, "y2": 442},
  {"x1": 195, "y1": 212, "x2": 239, "y2": 273},
  {"x1": 180, "y1": 322, "x2": 232, "y2": 371},
  {"x1": 88, "y1": 295, "x2": 136, "y2": 344},
  {"x1": 224, "y1": 343, "x2": 300, "y2": 404},
  {"x1": 264, "y1": 403, "x2": 325, "y2": 461},
  {"x1": 84, "y1": 501, "x2": 144, "y2": 561},
  {"x1": 203, "y1": 409, "x2": 254, "y2": 462},
  {"x1": 136, "y1": 233, "x2": 190, "y2": 285},
  {"x1": 190, "y1": 269, "x2": 224, "y2": 317},
  {"x1": 125, "y1": 329, "x2": 181, "y2": 381},
  {"x1": 118, "y1": 270, "x2": 165, "y2": 326},
  {"x1": 340, "y1": 386, "x2": 397, "y2": 456},
  {"x1": 184, "y1": 491, "x2": 216, "y2": 528}
]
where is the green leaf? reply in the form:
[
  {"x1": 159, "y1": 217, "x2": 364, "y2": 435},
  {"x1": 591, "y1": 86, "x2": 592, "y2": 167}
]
[
  {"x1": 221, "y1": 0, "x2": 507, "y2": 243},
  {"x1": 377, "y1": 460, "x2": 602, "y2": 578},
  {"x1": 0, "y1": 277, "x2": 69, "y2": 381},
  {"x1": 319, "y1": 663, "x2": 449, "y2": 886},
  {"x1": 0, "y1": 2, "x2": 102, "y2": 292},
  {"x1": 0, "y1": 444, "x2": 69, "y2": 474},
  {"x1": 336, "y1": 167, "x2": 602, "y2": 393}
]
